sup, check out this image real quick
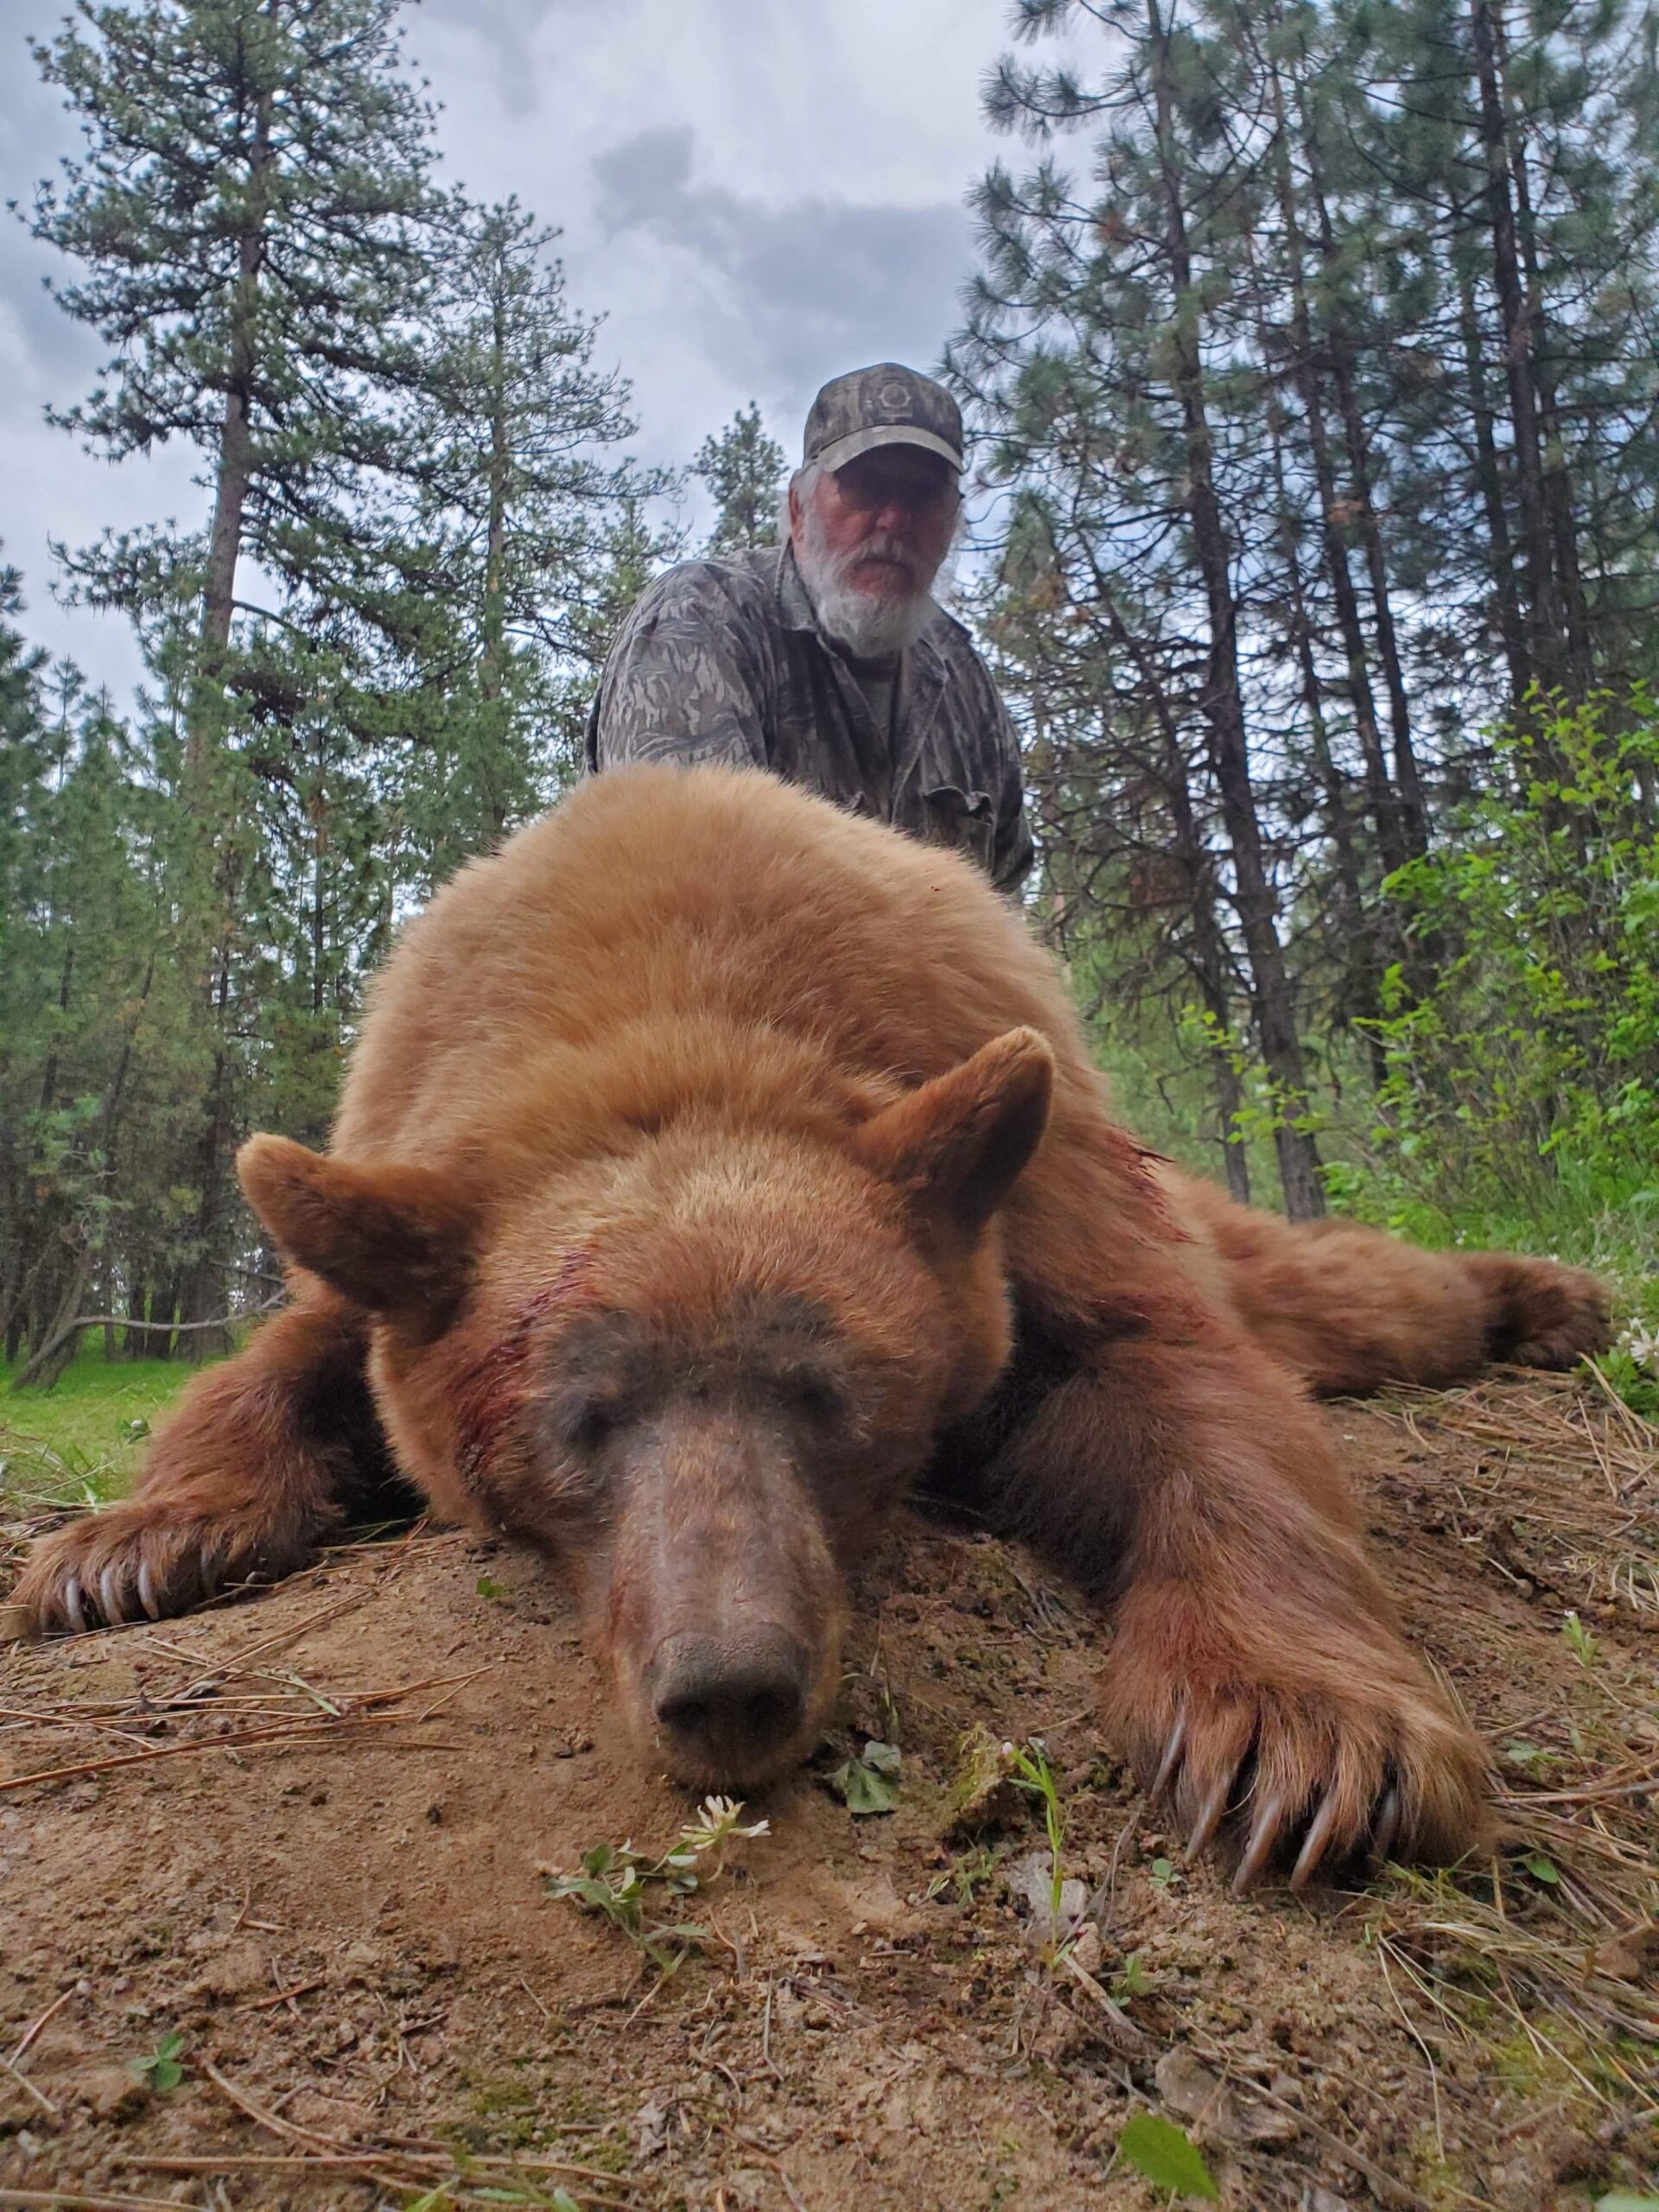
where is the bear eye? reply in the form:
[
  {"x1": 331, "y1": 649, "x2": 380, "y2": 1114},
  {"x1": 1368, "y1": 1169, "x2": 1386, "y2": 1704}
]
[
  {"x1": 543, "y1": 1389, "x2": 625, "y2": 1459},
  {"x1": 569, "y1": 1401, "x2": 619, "y2": 1454},
  {"x1": 786, "y1": 1369, "x2": 852, "y2": 1430}
]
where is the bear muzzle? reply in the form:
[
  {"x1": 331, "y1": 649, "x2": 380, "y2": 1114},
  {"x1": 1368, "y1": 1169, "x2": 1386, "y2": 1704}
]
[
  {"x1": 598, "y1": 1402, "x2": 849, "y2": 1789},
  {"x1": 645, "y1": 1624, "x2": 815, "y2": 1784}
]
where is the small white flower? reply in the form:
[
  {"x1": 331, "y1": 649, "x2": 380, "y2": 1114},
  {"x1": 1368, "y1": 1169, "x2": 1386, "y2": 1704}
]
[{"x1": 1617, "y1": 1322, "x2": 1659, "y2": 1371}]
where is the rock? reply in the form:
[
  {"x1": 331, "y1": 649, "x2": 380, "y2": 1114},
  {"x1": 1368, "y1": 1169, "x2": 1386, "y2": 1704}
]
[
  {"x1": 633, "y1": 2099, "x2": 671, "y2": 2158},
  {"x1": 1592, "y1": 1922, "x2": 1659, "y2": 1984},
  {"x1": 941, "y1": 1726, "x2": 1026, "y2": 1837},
  {"x1": 1071, "y1": 1923, "x2": 1103, "y2": 1976},
  {"x1": 1301, "y1": 2190, "x2": 1352, "y2": 2212},
  {"x1": 1007, "y1": 1852, "x2": 1087, "y2": 1944},
  {"x1": 1154, "y1": 2047, "x2": 1300, "y2": 2146}
]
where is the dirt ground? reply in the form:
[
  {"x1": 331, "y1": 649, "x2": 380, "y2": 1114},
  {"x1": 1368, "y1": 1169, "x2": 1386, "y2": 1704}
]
[{"x1": 2, "y1": 1370, "x2": 1656, "y2": 2212}]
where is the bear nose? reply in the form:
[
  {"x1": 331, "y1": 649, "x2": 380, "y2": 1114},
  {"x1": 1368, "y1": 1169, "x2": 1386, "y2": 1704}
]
[{"x1": 649, "y1": 1628, "x2": 811, "y2": 1779}]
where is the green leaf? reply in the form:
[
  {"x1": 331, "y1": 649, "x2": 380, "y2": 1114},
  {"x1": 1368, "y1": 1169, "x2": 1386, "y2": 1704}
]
[
  {"x1": 1113, "y1": 1950, "x2": 1153, "y2": 1999},
  {"x1": 1595, "y1": 2197, "x2": 1659, "y2": 2210},
  {"x1": 475, "y1": 1574, "x2": 506, "y2": 1600},
  {"x1": 1522, "y1": 1853, "x2": 1560, "y2": 1885},
  {"x1": 131, "y1": 2029, "x2": 186, "y2": 2092},
  {"x1": 829, "y1": 1741, "x2": 903, "y2": 1815},
  {"x1": 1118, "y1": 2110, "x2": 1220, "y2": 2200}
]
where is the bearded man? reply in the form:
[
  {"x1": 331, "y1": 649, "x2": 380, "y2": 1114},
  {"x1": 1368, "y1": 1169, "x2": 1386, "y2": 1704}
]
[{"x1": 585, "y1": 363, "x2": 1033, "y2": 892}]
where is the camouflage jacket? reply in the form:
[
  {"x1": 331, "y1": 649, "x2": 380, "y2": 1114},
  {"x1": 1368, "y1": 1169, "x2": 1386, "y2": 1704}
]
[{"x1": 584, "y1": 543, "x2": 1033, "y2": 893}]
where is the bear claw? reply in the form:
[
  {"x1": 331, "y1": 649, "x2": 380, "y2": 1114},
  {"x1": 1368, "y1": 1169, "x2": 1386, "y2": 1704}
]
[
  {"x1": 1232, "y1": 1789, "x2": 1288, "y2": 1893},
  {"x1": 1287, "y1": 1790, "x2": 1343, "y2": 1890},
  {"x1": 62, "y1": 1573, "x2": 88, "y2": 1636}
]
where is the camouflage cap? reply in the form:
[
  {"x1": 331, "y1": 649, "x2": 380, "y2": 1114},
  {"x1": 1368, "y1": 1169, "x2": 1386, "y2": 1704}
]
[{"x1": 803, "y1": 363, "x2": 963, "y2": 474}]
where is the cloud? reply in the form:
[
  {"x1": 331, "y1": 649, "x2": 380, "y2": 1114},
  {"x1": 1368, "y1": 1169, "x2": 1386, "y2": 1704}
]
[
  {"x1": 421, "y1": 0, "x2": 631, "y2": 118},
  {"x1": 3, "y1": 0, "x2": 1020, "y2": 700},
  {"x1": 590, "y1": 125, "x2": 970, "y2": 426}
]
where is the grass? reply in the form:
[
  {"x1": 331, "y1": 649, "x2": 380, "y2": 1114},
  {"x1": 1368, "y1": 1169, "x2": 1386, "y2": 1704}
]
[{"x1": 0, "y1": 1345, "x2": 204, "y2": 1508}]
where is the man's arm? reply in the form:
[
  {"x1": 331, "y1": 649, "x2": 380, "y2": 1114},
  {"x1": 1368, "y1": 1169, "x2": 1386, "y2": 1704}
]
[
  {"x1": 988, "y1": 696, "x2": 1035, "y2": 896},
  {"x1": 587, "y1": 562, "x2": 772, "y2": 774}
]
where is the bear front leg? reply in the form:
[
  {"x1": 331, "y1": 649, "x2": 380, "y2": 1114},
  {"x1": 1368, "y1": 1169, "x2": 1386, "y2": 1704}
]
[
  {"x1": 10, "y1": 1294, "x2": 394, "y2": 1634},
  {"x1": 990, "y1": 1307, "x2": 1491, "y2": 1887}
]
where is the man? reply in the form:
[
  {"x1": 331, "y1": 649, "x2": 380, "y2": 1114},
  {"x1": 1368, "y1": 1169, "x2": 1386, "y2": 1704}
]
[{"x1": 585, "y1": 363, "x2": 1033, "y2": 893}]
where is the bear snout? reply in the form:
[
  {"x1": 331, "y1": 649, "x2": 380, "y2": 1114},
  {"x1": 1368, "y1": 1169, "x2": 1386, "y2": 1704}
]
[{"x1": 646, "y1": 1624, "x2": 813, "y2": 1784}]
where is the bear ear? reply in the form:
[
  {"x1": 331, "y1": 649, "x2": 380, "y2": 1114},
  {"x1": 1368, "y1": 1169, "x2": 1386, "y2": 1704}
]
[
  {"x1": 238, "y1": 1135, "x2": 476, "y2": 1322},
  {"x1": 852, "y1": 1027, "x2": 1054, "y2": 1237}
]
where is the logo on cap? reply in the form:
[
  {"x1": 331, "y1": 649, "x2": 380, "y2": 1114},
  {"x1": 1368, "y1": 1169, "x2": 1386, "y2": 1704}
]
[{"x1": 877, "y1": 379, "x2": 912, "y2": 415}]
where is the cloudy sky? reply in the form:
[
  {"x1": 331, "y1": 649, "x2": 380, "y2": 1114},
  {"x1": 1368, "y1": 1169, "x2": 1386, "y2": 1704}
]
[{"x1": 0, "y1": 0, "x2": 1044, "y2": 705}]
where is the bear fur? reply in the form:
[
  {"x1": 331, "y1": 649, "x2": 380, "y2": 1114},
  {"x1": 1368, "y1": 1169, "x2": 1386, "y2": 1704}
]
[{"x1": 12, "y1": 766, "x2": 1610, "y2": 1888}]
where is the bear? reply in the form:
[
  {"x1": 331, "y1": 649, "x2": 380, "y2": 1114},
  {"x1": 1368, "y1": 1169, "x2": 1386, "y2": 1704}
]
[{"x1": 11, "y1": 765, "x2": 1610, "y2": 1890}]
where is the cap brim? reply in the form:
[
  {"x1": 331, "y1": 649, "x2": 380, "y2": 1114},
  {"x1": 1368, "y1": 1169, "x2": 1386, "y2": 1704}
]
[{"x1": 815, "y1": 424, "x2": 962, "y2": 474}]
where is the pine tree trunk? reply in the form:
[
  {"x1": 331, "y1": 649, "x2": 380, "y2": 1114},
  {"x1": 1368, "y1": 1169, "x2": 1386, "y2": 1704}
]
[
  {"x1": 1295, "y1": 83, "x2": 1429, "y2": 858},
  {"x1": 195, "y1": 87, "x2": 275, "y2": 709},
  {"x1": 1469, "y1": 0, "x2": 1563, "y2": 691},
  {"x1": 1264, "y1": 63, "x2": 1408, "y2": 883},
  {"x1": 1263, "y1": 400, "x2": 1385, "y2": 1077},
  {"x1": 1458, "y1": 271, "x2": 1530, "y2": 703},
  {"x1": 1495, "y1": 5, "x2": 1594, "y2": 693},
  {"x1": 1149, "y1": 0, "x2": 1324, "y2": 1218},
  {"x1": 176, "y1": 951, "x2": 237, "y2": 1359},
  {"x1": 1069, "y1": 519, "x2": 1253, "y2": 1204},
  {"x1": 1326, "y1": 347, "x2": 1428, "y2": 856},
  {"x1": 479, "y1": 250, "x2": 512, "y2": 840}
]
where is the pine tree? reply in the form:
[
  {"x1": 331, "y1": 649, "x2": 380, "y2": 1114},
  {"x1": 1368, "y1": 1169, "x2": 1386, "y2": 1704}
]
[
  {"x1": 26, "y1": 0, "x2": 442, "y2": 697},
  {"x1": 693, "y1": 403, "x2": 786, "y2": 559},
  {"x1": 958, "y1": 0, "x2": 1328, "y2": 1217},
  {"x1": 393, "y1": 195, "x2": 659, "y2": 874},
  {"x1": 22, "y1": 0, "x2": 455, "y2": 1340}
]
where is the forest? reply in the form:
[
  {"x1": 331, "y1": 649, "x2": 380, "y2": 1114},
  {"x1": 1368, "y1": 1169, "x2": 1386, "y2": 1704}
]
[{"x1": 2, "y1": 0, "x2": 1656, "y2": 1396}]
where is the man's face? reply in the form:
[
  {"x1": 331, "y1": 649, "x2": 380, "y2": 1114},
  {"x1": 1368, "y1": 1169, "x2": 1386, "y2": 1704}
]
[{"x1": 791, "y1": 448, "x2": 959, "y2": 605}]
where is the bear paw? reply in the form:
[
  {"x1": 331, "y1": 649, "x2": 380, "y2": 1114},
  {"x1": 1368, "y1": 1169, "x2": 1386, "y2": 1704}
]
[
  {"x1": 9, "y1": 1503, "x2": 298, "y2": 1636},
  {"x1": 1469, "y1": 1253, "x2": 1612, "y2": 1370},
  {"x1": 1104, "y1": 1607, "x2": 1491, "y2": 1891}
]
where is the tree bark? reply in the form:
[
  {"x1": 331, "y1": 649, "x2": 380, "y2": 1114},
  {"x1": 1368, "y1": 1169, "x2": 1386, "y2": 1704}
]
[
  {"x1": 196, "y1": 86, "x2": 275, "y2": 688},
  {"x1": 1265, "y1": 55, "x2": 1409, "y2": 882},
  {"x1": 1296, "y1": 76, "x2": 1429, "y2": 857},
  {"x1": 1458, "y1": 270, "x2": 1530, "y2": 703},
  {"x1": 1149, "y1": 0, "x2": 1325, "y2": 1217},
  {"x1": 1469, "y1": 0, "x2": 1564, "y2": 693}
]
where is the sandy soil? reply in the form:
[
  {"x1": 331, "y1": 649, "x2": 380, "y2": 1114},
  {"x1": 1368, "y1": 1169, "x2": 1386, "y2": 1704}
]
[{"x1": 2, "y1": 1371, "x2": 1655, "y2": 2212}]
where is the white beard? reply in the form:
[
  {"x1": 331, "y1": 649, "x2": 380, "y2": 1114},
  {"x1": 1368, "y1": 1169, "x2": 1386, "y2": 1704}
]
[{"x1": 793, "y1": 507, "x2": 936, "y2": 662}]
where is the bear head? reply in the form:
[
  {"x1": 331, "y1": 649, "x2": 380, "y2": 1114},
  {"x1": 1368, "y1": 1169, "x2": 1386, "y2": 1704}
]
[{"x1": 237, "y1": 1027, "x2": 1054, "y2": 1790}]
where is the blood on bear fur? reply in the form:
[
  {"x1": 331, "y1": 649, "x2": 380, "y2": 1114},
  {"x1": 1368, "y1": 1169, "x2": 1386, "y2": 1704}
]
[{"x1": 12, "y1": 766, "x2": 1611, "y2": 1891}]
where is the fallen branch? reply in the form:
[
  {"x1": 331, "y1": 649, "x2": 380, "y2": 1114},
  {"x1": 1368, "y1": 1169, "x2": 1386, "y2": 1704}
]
[
  {"x1": 0, "y1": 1713, "x2": 463, "y2": 1794},
  {"x1": 0, "y1": 2193, "x2": 198, "y2": 2212},
  {"x1": 10, "y1": 1297, "x2": 283, "y2": 1391}
]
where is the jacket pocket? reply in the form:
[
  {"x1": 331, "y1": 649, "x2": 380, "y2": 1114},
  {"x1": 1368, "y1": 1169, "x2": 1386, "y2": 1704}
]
[{"x1": 921, "y1": 785, "x2": 997, "y2": 871}]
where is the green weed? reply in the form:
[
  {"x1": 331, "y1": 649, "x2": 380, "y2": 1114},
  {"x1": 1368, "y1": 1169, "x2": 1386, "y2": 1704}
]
[
  {"x1": 1562, "y1": 1610, "x2": 1601, "y2": 1668},
  {"x1": 828, "y1": 1738, "x2": 901, "y2": 1815},
  {"x1": 1004, "y1": 1738, "x2": 1071, "y2": 1955},
  {"x1": 540, "y1": 1795, "x2": 766, "y2": 1975},
  {"x1": 130, "y1": 2031, "x2": 185, "y2": 2092}
]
